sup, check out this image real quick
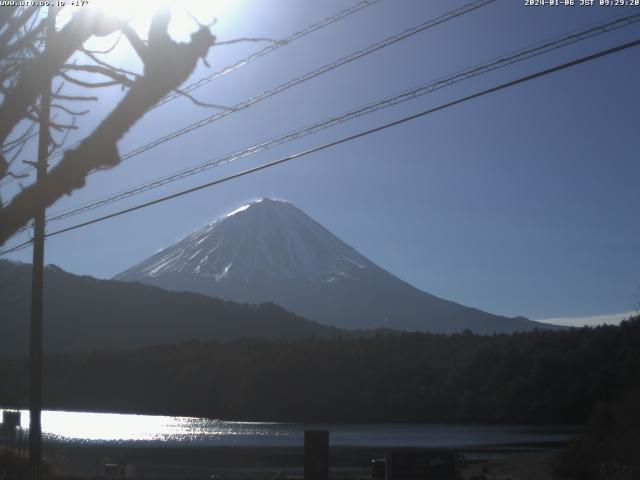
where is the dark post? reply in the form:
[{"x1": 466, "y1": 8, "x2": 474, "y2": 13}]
[
  {"x1": 304, "y1": 430, "x2": 329, "y2": 480},
  {"x1": 3, "y1": 411, "x2": 21, "y2": 448},
  {"x1": 29, "y1": 6, "x2": 55, "y2": 478}
]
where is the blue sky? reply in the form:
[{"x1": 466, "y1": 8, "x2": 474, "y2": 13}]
[{"x1": 2, "y1": 0, "x2": 639, "y2": 320}]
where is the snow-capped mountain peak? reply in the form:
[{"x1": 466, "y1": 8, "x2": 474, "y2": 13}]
[
  {"x1": 116, "y1": 198, "x2": 549, "y2": 334},
  {"x1": 116, "y1": 198, "x2": 371, "y2": 284}
]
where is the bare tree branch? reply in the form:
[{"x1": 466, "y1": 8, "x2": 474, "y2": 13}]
[
  {"x1": 81, "y1": 32, "x2": 123, "y2": 55},
  {"x1": 25, "y1": 110, "x2": 76, "y2": 132},
  {"x1": 0, "y1": 8, "x2": 124, "y2": 144},
  {"x1": 3, "y1": 170, "x2": 30, "y2": 180},
  {"x1": 7, "y1": 130, "x2": 33, "y2": 165},
  {"x1": 50, "y1": 104, "x2": 90, "y2": 116},
  {"x1": 1, "y1": 122, "x2": 37, "y2": 154},
  {"x1": 172, "y1": 87, "x2": 233, "y2": 110},
  {"x1": 0, "y1": 5, "x2": 19, "y2": 32},
  {"x1": 0, "y1": 10, "x2": 216, "y2": 244},
  {"x1": 80, "y1": 47, "x2": 141, "y2": 78},
  {"x1": 61, "y1": 63, "x2": 136, "y2": 86},
  {"x1": 0, "y1": 7, "x2": 39, "y2": 52},
  {"x1": 120, "y1": 23, "x2": 149, "y2": 63},
  {"x1": 58, "y1": 71, "x2": 125, "y2": 89},
  {"x1": 1, "y1": 19, "x2": 46, "y2": 58},
  {"x1": 49, "y1": 117, "x2": 76, "y2": 155}
]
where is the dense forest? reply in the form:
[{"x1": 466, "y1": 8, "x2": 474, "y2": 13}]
[{"x1": 1, "y1": 317, "x2": 638, "y2": 424}]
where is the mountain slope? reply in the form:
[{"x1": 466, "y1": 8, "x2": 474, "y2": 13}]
[
  {"x1": 116, "y1": 198, "x2": 551, "y2": 334},
  {"x1": 0, "y1": 260, "x2": 345, "y2": 355}
]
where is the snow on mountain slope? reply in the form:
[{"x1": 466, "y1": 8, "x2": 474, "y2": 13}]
[
  {"x1": 116, "y1": 198, "x2": 555, "y2": 334},
  {"x1": 117, "y1": 198, "x2": 372, "y2": 284}
]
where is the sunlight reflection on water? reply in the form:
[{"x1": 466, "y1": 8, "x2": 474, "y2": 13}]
[{"x1": 6, "y1": 409, "x2": 577, "y2": 447}]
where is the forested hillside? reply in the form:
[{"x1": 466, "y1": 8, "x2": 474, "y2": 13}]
[
  {"x1": 0, "y1": 260, "x2": 346, "y2": 354},
  {"x1": 2, "y1": 317, "x2": 637, "y2": 424}
]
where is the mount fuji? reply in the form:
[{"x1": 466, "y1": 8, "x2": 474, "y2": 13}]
[{"x1": 115, "y1": 198, "x2": 550, "y2": 334}]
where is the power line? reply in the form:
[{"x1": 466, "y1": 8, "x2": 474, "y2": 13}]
[
  {"x1": 109, "y1": 0, "x2": 496, "y2": 164},
  {"x1": 0, "y1": 0, "x2": 384, "y2": 187},
  {"x1": 2, "y1": 35, "x2": 639, "y2": 257},
  {"x1": 2, "y1": 0, "x2": 495, "y2": 187},
  {"x1": 153, "y1": 0, "x2": 385, "y2": 109},
  {"x1": 41, "y1": 11, "x2": 640, "y2": 224}
]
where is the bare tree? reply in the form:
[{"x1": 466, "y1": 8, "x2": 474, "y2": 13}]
[{"x1": 0, "y1": 5, "x2": 218, "y2": 245}]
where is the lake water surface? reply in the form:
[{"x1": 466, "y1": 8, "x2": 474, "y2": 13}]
[{"x1": 6, "y1": 409, "x2": 577, "y2": 448}]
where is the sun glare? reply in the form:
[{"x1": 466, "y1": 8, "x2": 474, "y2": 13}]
[
  {"x1": 90, "y1": 0, "x2": 233, "y2": 41},
  {"x1": 67, "y1": 0, "x2": 236, "y2": 66}
]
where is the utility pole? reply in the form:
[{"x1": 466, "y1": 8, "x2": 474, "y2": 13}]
[{"x1": 29, "y1": 7, "x2": 55, "y2": 478}]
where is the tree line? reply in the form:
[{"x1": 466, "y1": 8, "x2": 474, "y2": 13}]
[{"x1": 1, "y1": 317, "x2": 639, "y2": 424}]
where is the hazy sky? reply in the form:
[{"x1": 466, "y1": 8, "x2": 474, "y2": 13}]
[{"x1": 2, "y1": 0, "x2": 639, "y2": 320}]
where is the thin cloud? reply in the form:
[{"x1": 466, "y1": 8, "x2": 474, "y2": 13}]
[{"x1": 538, "y1": 311, "x2": 637, "y2": 328}]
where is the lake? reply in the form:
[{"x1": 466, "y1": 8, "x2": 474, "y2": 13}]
[{"x1": 5, "y1": 409, "x2": 576, "y2": 448}]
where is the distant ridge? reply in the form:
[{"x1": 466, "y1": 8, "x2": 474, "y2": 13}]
[
  {"x1": 116, "y1": 198, "x2": 556, "y2": 334},
  {"x1": 0, "y1": 260, "x2": 346, "y2": 354}
]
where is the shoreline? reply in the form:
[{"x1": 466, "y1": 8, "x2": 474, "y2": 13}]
[{"x1": 39, "y1": 441, "x2": 568, "y2": 479}]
